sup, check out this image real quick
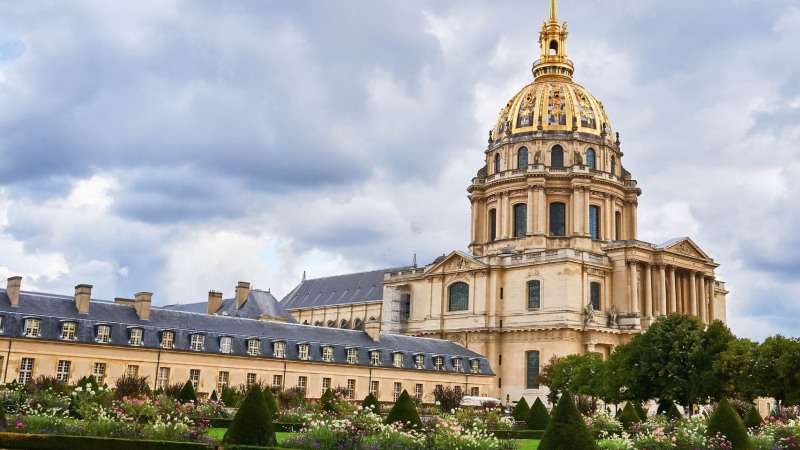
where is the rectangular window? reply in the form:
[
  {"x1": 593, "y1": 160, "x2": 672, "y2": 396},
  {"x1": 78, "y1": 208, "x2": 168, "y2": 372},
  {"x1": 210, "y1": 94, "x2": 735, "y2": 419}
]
[
  {"x1": 157, "y1": 367, "x2": 170, "y2": 390},
  {"x1": 219, "y1": 336, "x2": 232, "y2": 354},
  {"x1": 297, "y1": 376, "x2": 307, "y2": 395},
  {"x1": 161, "y1": 331, "x2": 174, "y2": 349},
  {"x1": 414, "y1": 354, "x2": 424, "y2": 369},
  {"x1": 393, "y1": 352, "x2": 403, "y2": 368},
  {"x1": 526, "y1": 350, "x2": 540, "y2": 389},
  {"x1": 298, "y1": 344, "x2": 309, "y2": 360},
  {"x1": 272, "y1": 374, "x2": 283, "y2": 390},
  {"x1": 126, "y1": 365, "x2": 139, "y2": 377},
  {"x1": 218, "y1": 371, "x2": 229, "y2": 392},
  {"x1": 471, "y1": 360, "x2": 481, "y2": 374},
  {"x1": 434, "y1": 356, "x2": 443, "y2": 371},
  {"x1": 189, "y1": 369, "x2": 200, "y2": 390},
  {"x1": 24, "y1": 319, "x2": 41, "y2": 338},
  {"x1": 346, "y1": 348, "x2": 358, "y2": 364},
  {"x1": 471, "y1": 387, "x2": 480, "y2": 396},
  {"x1": 56, "y1": 360, "x2": 71, "y2": 383},
  {"x1": 454, "y1": 385, "x2": 462, "y2": 395},
  {"x1": 549, "y1": 202, "x2": 566, "y2": 237},
  {"x1": 369, "y1": 380, "x2": 379, "y2": 397},
  {"x1": 247, "y1": 339, "x2": 260, "y2": 356},
  {"x1": 93, "y1": 362, "x2": 106, "y2": 384},
  {"x1": 322, "y1": 377, "x2": 331, "y2": 395},
  {"x1": 414, "y1": 383, "x2": 423, "y2": 401},
  {"x1": 346, "y1": 379, "x2": 356, "y2": 399},
  {"x1": 19, "y1": 357, "x2": 34, "y2": 384},
  {"x1": 322, "y1": 346, "x2": 333, "y2": 362},
  {"x1": 190, "y1": 334, "x2": 204, "y2": 351},
  {"x1": 589, "y1": 205, "x2": 600, "y2": 239},
  {"x1": 393, "y1": 382, "x2": 402, "y2": 402},
  {"x1": 129, "y1": 328, "x2": 143, "y2": 346},
  {"x1": 246, "y1": 373, "x2": 256, "y2": 389},
  {"x1": 96, "y1": 325, "x2": 111, "y2": 344},
  {"x1": 453, "y1": 359, "x2": 463, "y2": 372},
  {"x1": 489, "y1": 209, "x2": 497, "y2": 241},
  {"x1": 514, "y1": 203, "x2": 527, "y2": 237},
  {"x1": 528, "y1": 280, "x2": 541, "y2": 309},
  {"x1": 61, "y1": 322, "x2": 76, "y2": 340},
  {"x1": 371, "y1": 351, "x2": 381, "y2": 366},
  {"x1": 590, "y1": 282, "x2": 601, "y2": 311},
  {"x1": 274, "y1": 341, "x2": 285, "y2": 358},
  {"x1": 400, "y1": 293, "x2": 411, "y2": 320}
]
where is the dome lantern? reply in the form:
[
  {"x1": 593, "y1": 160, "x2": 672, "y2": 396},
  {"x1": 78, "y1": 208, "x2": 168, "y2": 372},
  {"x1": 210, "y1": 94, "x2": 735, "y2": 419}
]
[{"x1": 532, "y1": 0, "x2": 573, "y2": 81}]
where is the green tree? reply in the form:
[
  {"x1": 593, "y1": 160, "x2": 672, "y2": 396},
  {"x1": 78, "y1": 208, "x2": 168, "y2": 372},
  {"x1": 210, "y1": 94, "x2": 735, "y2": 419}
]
[
  {"x1": 223, "y1": 384, "x2": 277, "y2": 446},
  {"x1": 320, "y1": 388, "x2": 335, "y2": 413},
  {"x1": 618, "y1": 402, "x2": 641, "y2": 429},
  {"x1": 742, "y1": 406, "x2": 763, "y2": 430},
  {"x1": 385, "y1": 390, "x2": 422, "y2": 429},
  {"x1": 525, "y1": 397, "x2": 550, "y2": 430},
  {"x1": 510, "y1": 397, "x2": 530, "y2": 422},
  {"x1": 263, "y1": 386, "x2": 280, "y2": 419},
  {"x1": 361, "y1": 393, "x2": 381, "y2": 414},
  {"x1": 689, "y1": 320, "x2": 735, "y2": 405},
  {"x1": 177, "y1": 380, "x2": 197, "y2": 404},
  {"x1": 706, "y1": 398, "x2": 754, "y2": 450},
  {"x1": 537, "y1": 352, "x2": 606, "y2": 407},
  {"x1": 752, "y1": 335, "x2": 800, "y2": 408},
  {"x1": 714, "y1": 338, "x2": 760, "y2": 402},
  {"x1": 538, "y1": 392, "x2": 598, "y2": 450}
]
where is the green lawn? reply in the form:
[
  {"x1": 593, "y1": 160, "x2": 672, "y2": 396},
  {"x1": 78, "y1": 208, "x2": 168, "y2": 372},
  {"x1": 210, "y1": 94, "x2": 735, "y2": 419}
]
[{"x1": 519, "y1": 440, "x2": 540, "y2": 450}]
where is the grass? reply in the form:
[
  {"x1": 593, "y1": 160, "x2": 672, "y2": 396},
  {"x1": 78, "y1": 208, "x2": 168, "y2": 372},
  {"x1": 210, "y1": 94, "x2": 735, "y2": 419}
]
[{"x1": 519, "y1": 439, "x2": 540, "y2": 450}]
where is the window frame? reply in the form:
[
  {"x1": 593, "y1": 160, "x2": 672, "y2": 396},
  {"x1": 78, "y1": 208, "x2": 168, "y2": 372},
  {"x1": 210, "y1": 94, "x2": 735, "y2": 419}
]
[
  {"x1": 161, "y1": 330, "x2": 174, "y2": 349},
  {"x1": 517, "y1": 147, "x2": 528, "y2": 169},
  {"x1": 470, "y1": 359, "x2": 481, "y2": 374},
  {"x1": 346, "y1": 348, "x2": 358, "y2": 364},
  {"x1": 434, "y1": 356, "x2": 444, "y2": 371},
  {"x1": 298, "y1": 343, "x2": 310, "y2": 360},
  {"x1": 549, "y1": 202, "x2": 566, "y2": 237},
  {"x1": 60, "y1": 321, "x2": 76, "y2": 340},
  {"x1": 93, "y1": 362, "x2": 106, "y2": 385},
  {"x1": 190, "y1": 333, "x2": 205, "y2": 351},
  {"x1": 589, "y1": 205, "x2": 600, "y2": 240},
  {"x1": 189, "y1": 368, "x2": 200, "y2": 390},
  {"x1": 527, "y1": 280, "x2": 541, "y2": 309},
  {"x1": 448, "y1": 282, "x2": 469, "y2": 312},
  {"x1": 414, "y1": 354, "x2": 424, "y2": 369},
  {"x1": 513, "y1": 203, "x2": 527, "y2": 238},
  {"x1": 247, "y1": 339, "x2": 261, "y2": 356},
  {"x1": 392, "y1": 352, "x2": 403, "y2": 368},
  {"x1": 24, "y1": 318, "x2": 41, "y2": 338},
  {"x1": 586, "y1": 148, "x2": 596, "y2": 171},
  {"x1": 590, "y1": 282, "x2": 602, "y2": 311},
  {"x1": 322, "y1": 346, "x2": 333, "y2": 362},
  {"x1": 56, "y1": 360, "x2": 71, "y2": 383},
  {"x1": 19, "y1": 357, "x2": 34, "y2": 384},
  {"x1": 157, "y1": 367, "x2": 170, "y2": 390},
  {"x1": 129, "y1": 327, "x2": 143, "y2": 346},
  {"x1": 550, "y1": 145, "x2": 564, "y2": 168},
  {"x1": 370, "y1": 350, "x2": 381, "y2": 366},
  {"x1": 219, "y1": 336, "x2": 232, "y2": 354},
  {"x1": 453, "y1": 358, "x2": 463, "y2": 372},
  {"x1": 217, "y1": 371, "x2": 229, "y2": 393},
  {"x1": 273, "y1": 341, "x2": 285, "y2": 358},
  {"x1": 96, "y1": 324, "x2": 111, "y2": 344},
  {"x1": 526, "y1": 350, "x2": 540, "y2": 389}
]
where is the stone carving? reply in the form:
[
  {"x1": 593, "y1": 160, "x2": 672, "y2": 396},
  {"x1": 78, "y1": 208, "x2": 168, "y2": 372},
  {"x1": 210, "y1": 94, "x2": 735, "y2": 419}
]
[
  {"x1": 583, "y1": 300, "x2": 595, "y2": 325},
  {"x1": 534, "y1": 149, "x2": 541, "y2": 164},
  {"x1": 574, "y1": 150, "x2": 583, "y2": 165},
  {"x1": 675, "y1": 243, "x2": 694, "y2": 256},
  {"x1": 607, "y1": 305, "x2": 618, "y2": 327}
]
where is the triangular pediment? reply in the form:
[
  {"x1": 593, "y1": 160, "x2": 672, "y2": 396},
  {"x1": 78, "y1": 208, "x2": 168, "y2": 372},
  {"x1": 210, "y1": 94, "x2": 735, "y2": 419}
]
[
  {"x1": 425, "y1": 250, "x2": 487, "y2": 274},
  {"x1": 658, "y1": 237, "x2": 711, "y2": 260}
]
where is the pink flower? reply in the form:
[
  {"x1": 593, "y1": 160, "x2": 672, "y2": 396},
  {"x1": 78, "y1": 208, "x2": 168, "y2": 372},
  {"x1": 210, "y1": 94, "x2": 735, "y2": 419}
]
[{"x1": 15, "y1": 423, "x2": 23, "y2": 429}]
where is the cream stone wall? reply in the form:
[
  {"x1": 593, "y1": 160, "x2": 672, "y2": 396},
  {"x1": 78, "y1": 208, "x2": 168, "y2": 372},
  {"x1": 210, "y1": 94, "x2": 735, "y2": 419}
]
[{"x1": 291, "y1": 302, "x2": 382, "y2": 330}]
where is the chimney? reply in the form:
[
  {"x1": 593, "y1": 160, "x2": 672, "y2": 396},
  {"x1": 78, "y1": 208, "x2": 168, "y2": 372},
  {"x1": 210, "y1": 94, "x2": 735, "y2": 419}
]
[
  {"x1": 235, "y1": 281, "x2": 250, "y2": 309},
  {"x1": 207, "y1": 290, "x2": 223, "y2": 315},
  {"x1": 364, "y1": 318, "x2": 381, "y2": 341},
  {"x1": 74, "y1": 284, "x2": 93, "y2": 314},
  {"x1": 114, "y1": 298, "x2": 135, "y2": 306},
  {"x1": 6, "y1": 276, "x2": 21, "y2": 307},
  {"x1": 134, "y1": 292, "x2": 152, "y2": 321}
]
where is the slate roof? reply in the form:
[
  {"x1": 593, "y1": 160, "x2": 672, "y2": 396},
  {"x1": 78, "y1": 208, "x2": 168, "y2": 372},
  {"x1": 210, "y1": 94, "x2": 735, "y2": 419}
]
[
  {"x1": 281, "y1": 267, "x2": 412, "y2": 310},
  {"x1": 0, "y1": 289, "x2": 492, "y2": 375},
  {"x1": 163, "y1": 289, "x2": 297, "y2": 323}
]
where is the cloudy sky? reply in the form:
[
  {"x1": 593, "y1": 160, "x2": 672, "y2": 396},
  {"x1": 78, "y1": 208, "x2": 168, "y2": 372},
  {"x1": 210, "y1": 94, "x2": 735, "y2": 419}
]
[{"x1": 1, "y1": 0, "x2": 798, "y2": 341}]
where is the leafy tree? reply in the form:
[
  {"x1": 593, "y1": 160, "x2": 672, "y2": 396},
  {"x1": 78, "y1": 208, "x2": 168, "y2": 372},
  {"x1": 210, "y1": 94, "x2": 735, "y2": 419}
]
[
  {"x1": 706, "y1": 398, "x2": 754, "y2": 450},
  {"x1": 432, "y1": 385, "x2": 464, "y2": 413},
  {"x1": 714, "y1": 338, "x2": 760, "y2": 402},
  {"x1": 177, "y1": 380, "x2": 197, "y2": 404},
  {"x1": 538, "y1": 392, "x2": 598, "y2": 450},
  {"x1": 526, "y1": 397, "x2": 550, "y2": 430},
  {"x1": 320, "y1": 388, "x2": 335, "y2": 413},
  {"x1": 385, "y1": 390, "x2": 422, "y2": 429},
  {"x1": 510, "y1": 397, "x2": 530, "y2": 422},
  {"x1": 689, "y1": 320, "x2": 735, "y2": 405},
  {"x1": 223, "y1": 384, "x2": 277, "y2": 446},
  {"x1": 752, "y1": 335, "x2": 800, "y2": 408},
  {"x1": 537, "y1": 352, "x2": 606, "y2": 408}
]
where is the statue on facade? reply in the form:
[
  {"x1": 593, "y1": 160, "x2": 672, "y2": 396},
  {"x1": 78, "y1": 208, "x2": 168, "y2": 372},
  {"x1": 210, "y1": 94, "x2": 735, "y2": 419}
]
[
  {"x1": 583, "y1": 300, "x2": 595, "y2": 325},
  {"x1": 533, "y1": 149, "x2": 541, "y2": 165},
  {"x1": 608, "y1": 305, "x2": 618, "y2": 327},
  {"x1": 574, "y1": 150, "x2": 583, "y2": 165}
]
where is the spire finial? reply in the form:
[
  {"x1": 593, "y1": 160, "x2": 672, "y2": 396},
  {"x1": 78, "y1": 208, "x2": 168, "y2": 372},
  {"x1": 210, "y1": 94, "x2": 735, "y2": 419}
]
[
  {"x1": 301, "y1": 270, "x2": 306, "y2": 282},
  {"x1": 549, "y1": 0, "x2": 558, "y2": 22}
]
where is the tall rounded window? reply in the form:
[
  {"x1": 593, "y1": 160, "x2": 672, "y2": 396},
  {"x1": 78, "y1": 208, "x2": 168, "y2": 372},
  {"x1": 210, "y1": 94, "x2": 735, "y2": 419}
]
[
  {"x1": 494, "y1": 153, "x2": 501, "y2": 174},
  {"x1": 517, "y1": 147, "x2": 529, "y2": 169},
  {"x1": 589, "y1": 205, "x2": 600, "y2": 239},
  {"x1": 448, "y1": 282, "x2": 469, "y2": 312},
  {"x1": 488, "y1": 209, "x2": 497, "y2": 242},
  {"x1": 551, "y1": 145, "x2": 564, "y2": 168},
  {"x1": 586, "y1": 148, "x2": 596, "y2": 171},
  {"x1": 549, "y1": 202, "x2": 566, "y2": 237},
  {"x1": 513, "y1": 204, "x2": 527, "y2": 238}
]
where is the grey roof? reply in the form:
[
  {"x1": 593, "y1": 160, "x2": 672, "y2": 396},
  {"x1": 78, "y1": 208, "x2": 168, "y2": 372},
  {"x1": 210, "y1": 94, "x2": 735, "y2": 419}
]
[
  {"x1": 163, "y1": 289, "x2": 297, "y2": 323},
  {"x1": 0, "y1": 289, "x2": 492, "y2": 375},
  {"x1": 281, "y1": 267, "x2": 412, "y2": 310},
  {"x1": 656, "y1": 237, "x2": 688, "y2": 248}
]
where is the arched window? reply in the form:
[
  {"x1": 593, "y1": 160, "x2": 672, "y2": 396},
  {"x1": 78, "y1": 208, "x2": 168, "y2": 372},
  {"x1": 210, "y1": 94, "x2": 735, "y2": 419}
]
[
  {"x1": 527, "y1": 280, "x2": 541, "y2": 309},
  {"x1": 589, "y1": 205, "x2": 600, "y2": 239},
  {"x1": 526, "y1": 350, "x2": 540, "y2": 389},
  {"x1": 340, "y1": 319, "x2": 349, "y2": 328},
  {"x1": 615, "y1": 211, "x2": 622, "y2": 240},
  {"x1": 590, "y1": 282, "x2": 601, "y2": 311},
  {"x1": 448, "y1": 282, "x2": 469, "y2": 312},
  {"x1": 517, "y1": 147, "x2": 528, "y2": 169},
  {"x1": 494, "y1": 153, "x2": 501, "y2": 174},
  {"x1": 488, "y1": 209, "x2": 497, "y2": 242},
  {"x1": 353, "y1": 318, "x2": 364, "y2": 330},
  {"x1": 610, "y1": 156, "x2": 616, "y2": 176},
  {"x1": 549, "y1": 202, "x2": 566, "y2": 237},
  {"x1": 549, "y1": 41, "x2": 558, "y2": 55},
  {"x1": 513, "y1": 203, "x2": 527, "y2": 238},
  {"x1": 586, "y1": 148, "x2": 596, "y2": 171},
  {"x1": 551, "y1": 145, "x2": 564, "y2": 168}
]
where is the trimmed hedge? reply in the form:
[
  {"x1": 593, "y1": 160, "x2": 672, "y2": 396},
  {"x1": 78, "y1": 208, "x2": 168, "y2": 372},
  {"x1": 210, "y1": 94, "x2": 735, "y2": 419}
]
[
  {"x1": 742, "y1": 406, "x2": 763, "y2": 430},
  {"x1": 491, "y1": 430, "x2": 545, "y2": 440},
  {"x1": 619, "y1": 402, "x2": 642, "y2": 429},
  {"x1": 385, "y1": 390, "x2": 422, "y2": 429},
  {"x1": 177, "y1": 380, "x2": 197, "y2": 404},
  {"x1": 262, "y1": 387, "x2": 279, "y2": 419},
  {"x1": 362, "y1": 393, "x2": 381, "y2": 414},
  {"x1": 539, "y1": 393, "x2": 599, "y2": 450},
  {"x1": 634, "y1": 402, "x2": 648, "y2": 421},
  {"x1": 320, "y1": 388, "x2": 335, "y2": 413},
  {"x1": 0, "y1": 433, "x2": 213, "y2": 450},
  {"x1": 511, "y1": 397, "x2": 530, "y2": 422},
  {"x1": 224, "y1": 385, "x2": 277, "y2": 447},
  {"x1": 667, "y1": 403, "x2": 682, "y2": 420},
  {"x1": 706, "y1": 398, "x2": 754, "y2": 450},
  {"x1": 526, "y1": 397, "x2": 550, "y2": 430},
  {"x1": 208, "y1": 419, "x2": 301, "y2": 432}
]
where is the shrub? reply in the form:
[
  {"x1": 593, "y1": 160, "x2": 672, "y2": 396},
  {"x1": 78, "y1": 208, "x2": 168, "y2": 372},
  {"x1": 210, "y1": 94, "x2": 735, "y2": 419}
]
[
  {"x1": 706, "y1": 398, "x2": 754, "y2": 450},
  {"x1": 526, "y1": 397, "x2": 550, "y2": 430},
  {"x1": 361, "y1": 393, "x2": 381, "y2": 414},
  {"x1": 0, "y1": 401, "x2": 6, "y2": 428},
  {"x1": 76, "y1": 375, "x2": 100, "y2": 392},
  {"x1": 223, "y1": 384, "x2": 277, "y2": 446},
  {"x1": 113, "y1": 374, "x2": 151, "y2": 400},
  {"x1": 511, "y1": 397, "x2": 530, "y2": 422},
  {"x1": 277, "y1": 386, "x2": 305, "y2": 410},
  {"x1": 538, "y1": 392, "x2": 599, "y2": 450},
  {"x1": 209, "y1": 390, "x2": 218, "y2": 402},
  {"x1": 221, "y1": 385, "x2": 243, "y2": 407},
  {"x1": 634, "y1": 402, "x2": 648, "y2": 421},
  {"x1": 177, "y1": 380, "x2": 197, "y2": 404},
  {"x1": 320, "y1": 388, "x2": 335, "y2": 413},
  {"x1": 432, "y1": 385, "x2": 464, "y2": 413},
  {"x1": 262, "y1": 387, "x2": 279, "y2": 419},
  {"x1": 618, "y1": 402, "x2": 642, "y2": 429},
  {"x1": 668, "y1": 403, "x2": 682, "y2": 420},
  {"x1": 163, "y1": 382, "x2": 185, "y2": 400},
  {"x1": 385, "y1": 390, "x2": 422, "y2": 429},
  {"x1": 656, "y1": 399, "x2": 674, "y2": 416},
  {"x1": 742, "y1": 405, "x2": 763, "y2": 430}
]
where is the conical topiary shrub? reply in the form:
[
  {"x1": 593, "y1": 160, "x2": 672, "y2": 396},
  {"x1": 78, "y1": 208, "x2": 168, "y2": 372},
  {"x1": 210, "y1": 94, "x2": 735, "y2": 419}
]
[
  {"x1": 539, "y1": 393, "x2": 598, "y2": 450},
  {"x1": 0, "y1": 401, "x2": 6, "y2": 428},
  {"x1": 634, "y1": 402, "x2": 648, "y2": 421},
  {"x1": 223, "y1": 385, "x2": 276, "y2": 447},
  {"x1": 263, "y1": 386, "x2": 280, "y2": 419},
  {"x1": 511, "y1": 397, "x2": 530, "y2": 422},
  {"x1": 668, "y1": 403, "x2": 683, "y2": 420},
  {"x1": 385, "y1": 390, "x2": 422, "y2": 429},
  {"x1": 177, "y1": 380, "x2": 197, "y2": 404},
  {"x1": 619, "y1": 402, "x2": 642, "y2": 429},
  {"x1": 526, "y1": 397, "x2": 550, "y2": 430},
  {"x1": 320, "y1": 388, "x2": 336, "y2": 413},
  {"x1": 742, "y1": 406, "x2": 763, "y2": 430},
  {"x1": 657, "y1": 399, "x2": 675, "y2": 416},
  {"x1": 707, "y1": 398, "x2": 755, "y2": 450},
  {"x1": 362, "y1": 393, "x2": 381, "y2": 414},
  {"x1": 209, "y1": 390, "x2": 218, "y2": 402}
]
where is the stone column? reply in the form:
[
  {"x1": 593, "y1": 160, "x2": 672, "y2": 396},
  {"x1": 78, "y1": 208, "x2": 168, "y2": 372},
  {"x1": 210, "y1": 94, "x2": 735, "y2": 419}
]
[
  {"x1": 604, "y1": 196, "x2": 612, "y2": 240},
  {"x1": 697, "y1": 275, "x2": 706, "y2": 324},
  {"x1": 572, "y1": 188, "x2": 581, "y2": 236},
  {"x1": 629, "y1": 261, "x2": 639, "y2": 315},
  {"x1": 644, "y1": 264, "x2": 653, "y2": 318},
  {"x1": 584, "y1": 188, "x2": 591, "y2": 236},
  {"x1": 526, "y1": 187, "x2": 535, "y2": 235},
  {"x1": 689, "y1": 271, "x2": 697, "y2": 316},
  {"x1": 658, "y1": 264, "x2": 667, "y2": 316},
  {"x1": 708, "y1": 277, "x2": 716, "y2": 322},
  {"x1": 668, "y1": 266, "x2": 677, "y2": 314},
  {"x1": 470, "y1": 199, "x2": 478, "y2": 244},
  {"x1": 537, "y1": 187, "x2": 545, "y2": 235}
]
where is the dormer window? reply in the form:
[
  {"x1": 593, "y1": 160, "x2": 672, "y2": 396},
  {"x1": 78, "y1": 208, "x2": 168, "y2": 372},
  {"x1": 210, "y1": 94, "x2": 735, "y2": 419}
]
[
  {"x1": 298, "y1": 343, "x2": 309, "y2": 360},
  {"x1": 24, "y1": 318, "x2": 41, "y2": 338},
  {"x1": 346, "y1": 348, "x2": 358, "y2": 364},
  {"x1": 322, "y1": 346, "x2": 333, "y2": 362},
  {"x1": 434, "y1": 356, "x2": 444, "y2": 371},
  {"x1": 414, "y1": 354, "x2": 424, "y2": 369},
  {"x1": 190, "y1": 333, "x2": 204, "y2": 351},
  {"x1": 471, "y1": 359, "x2": 481, "y2": 374},
  {"x1": 219, "y1": 336, "x2": 232, "y2": 354},
  {"x1": 161, "y1": 331, "x2": 174, "y2": 349},
  {"x1": 370, "y1": 350, "x2": 381, "y2": 366},
  {"x1": 247, "y1": 339, "x2": 260, "y2": 356},
  {"x1": 129, "y1": 328, "x2": 143, "y2": 346},
  {"x1": 60, "y1": 322, "x2": 76, "y2": 340},
  {"x1": 453, "y1": 358, "x2": 463, "y2": 372},
  {"x1": 393, "y1": 352, "x2": 403, "y2": 368},
  {"x1": 273, "y1": 341, "x2": 285, "y2": 358},
  {"x1": 96, "y1": 324, "x2": 111, "y2": 343}
]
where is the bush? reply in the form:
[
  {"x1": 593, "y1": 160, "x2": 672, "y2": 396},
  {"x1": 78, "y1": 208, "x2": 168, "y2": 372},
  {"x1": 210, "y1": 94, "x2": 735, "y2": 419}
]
[
  {"x1": 668, "y1": 403, "x2": 682, "y2": 420},
  {"x1": 526, "y1": 397, "x2": 550, "y2": 430},
  {"x1": 538, "y1": 392, "x2": 599, "y2": 450},
  {"x1": 221, "y1": 385, "x2": 243, "y2": 407},
  {"x1": 163, "y1": 382, "x2": 185, "y2": 400},
  {"x1": 320, "y1": 388, "x2": 335, "y2": 413},
  {"x1": 634, "y1": 402, "x2": 648, "y2": 421},
  {"x1": 385, "y1": 390, "x2": 422, "y2": 429},
  {"x1": 223, "y1": 384, "x2": 277, "y2": 447},
  {"x1": 209, "y1": 390, "x2": 217, "y2": 402},
  {"x1": 177, "y1": 381, "x2": 197, "y2": 404},
  {"x1": 706, "y1": 398, "x2": 754, "y2": 450},
  {"x1": 656, "y1": 399, "x2": 673, "y2": 416},
  {"x1": 0, "y1": 401, "x2": 6, "y2": 428},
  {"x1": 361, "y1": 393, "x2": 381, "y2": 414},
  {"x1": 742, "y1": 406, "x2": 763, "y2": 430},
  {"x1": 114, "y1": 374, "x2": 151, "y2": 400},
  {"x1": 262, "y1": 387, "x2": 279, "y2": 419},
  {"x1": 618, "y1": 402, "x2": 642, "y2": 429},
  {"x1": 431, "y1": 385, "x2": 464, "y2": 413},
  {"x1": 511, "y1": 397, "x2": 530, "y2": 422},
  {"x1": 277, "y1": 386, "x2": 305, "y2": 410}
]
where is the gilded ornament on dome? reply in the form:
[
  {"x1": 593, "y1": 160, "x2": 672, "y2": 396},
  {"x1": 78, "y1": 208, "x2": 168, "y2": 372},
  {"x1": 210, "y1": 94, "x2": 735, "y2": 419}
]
[{"x1": 547, "y1": 84, "x2": 566, "y2": 126}]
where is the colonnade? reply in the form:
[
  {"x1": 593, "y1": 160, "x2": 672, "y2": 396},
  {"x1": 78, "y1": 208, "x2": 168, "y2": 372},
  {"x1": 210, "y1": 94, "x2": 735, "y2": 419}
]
[{"x1": 627, "y1": 260, "x2": 715, "y2": 324}]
